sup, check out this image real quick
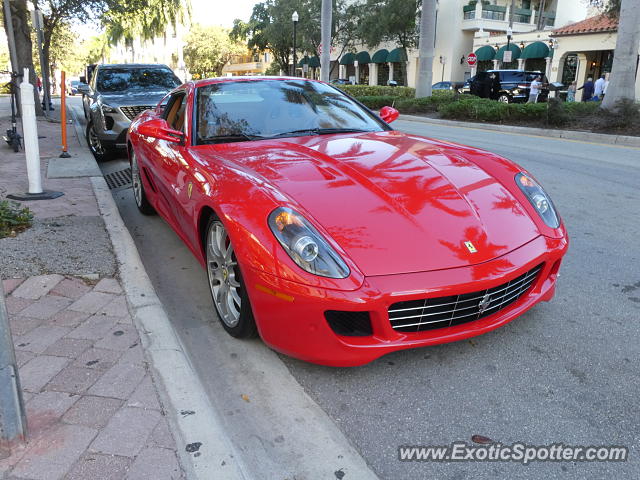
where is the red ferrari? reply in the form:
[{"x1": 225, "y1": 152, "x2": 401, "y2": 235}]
[{"x1": 127, "y1": 77, "x2": 568, "y2": 366}]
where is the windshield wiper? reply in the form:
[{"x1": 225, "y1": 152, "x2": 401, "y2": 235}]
[
  {"x1": 267, "y1": 128, "x2": 375, "y2": 139},
  {"x1": 201, "y1": 133, "x2": 264, "y2": 144}
]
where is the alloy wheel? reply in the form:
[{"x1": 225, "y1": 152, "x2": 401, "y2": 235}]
[
  {"x1": 131, "y1": 153, "x2": 142, "y2": 207},
  {"x1": 207, "y1": 221, "x2": 242, "y2": 328},
  {"x1": 88, "y1": 124, "x2": 105, "y2": 155}
]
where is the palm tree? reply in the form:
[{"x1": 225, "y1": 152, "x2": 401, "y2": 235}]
[
  {"x1": 415, "y1": 0, "x2": 436, "y2": 97},
  {"x1": 601, "y1": 0, "x2": 639, "y2": 109},
  {"x1": 320, "y1": 0, "x2": 331, "y2": 81}
]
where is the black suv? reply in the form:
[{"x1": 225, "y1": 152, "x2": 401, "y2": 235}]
[{"x1": 462, "y1": 70, "x2": 549, "y2": 103}]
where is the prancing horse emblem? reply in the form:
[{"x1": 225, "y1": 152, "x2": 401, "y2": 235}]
[
  {"x1": 464, "y1": 241, "x2": 477, "y2": 253},
  {"x1": 478, "y1": 293, "x2": 491, "y2": 314},
  {"x1": 187, "y1": 182, "x2": 193, "y2": 199}
]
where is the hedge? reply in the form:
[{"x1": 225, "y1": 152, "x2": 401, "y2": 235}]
[{"x1": 337, "y1": 84, "x2": 416, "y2": 98}]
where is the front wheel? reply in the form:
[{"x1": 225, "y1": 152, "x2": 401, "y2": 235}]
[
  {"x1": 497, "y1": 94, "x2": 511, "y2": 104},
  {"x1": 205, "y1": 218, "x2": 257, "y2": 338},
  {"x1": 131, "y1": 151, "x2": 156, "y2": 215},
  {"x1": 86, "y1": 121, "x2": 113, "y2": 161}
]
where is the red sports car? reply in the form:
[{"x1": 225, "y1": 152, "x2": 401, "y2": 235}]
[{"x1": 127, "y1": 77, "x2": 568, "y2": 367}]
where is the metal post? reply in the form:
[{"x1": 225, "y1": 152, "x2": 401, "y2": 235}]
[
  {"x1": 0, "y1": 282, "x2": 27, "y2": 456},
  {"x1": 292, "y1": 11, "x2": 298, "y2": 77},
  {"x1": 32, "y1": 9, "x2": 51, "y2": 113}
]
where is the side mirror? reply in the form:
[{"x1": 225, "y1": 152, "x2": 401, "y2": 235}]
[
  {"x1": 137, "y1": 118, "x2": 184, "y2": 144},
  {"x1": 379, "y1": 106, "x2": 399, "y2": 124},
  {"x1": 77, "y1": 83, "x2": 90, "y2": 95}
]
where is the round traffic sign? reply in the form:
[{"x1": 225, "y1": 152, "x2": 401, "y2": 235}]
[{"x1": 467, "y1": 53, "x2": 477, "y2": 66}]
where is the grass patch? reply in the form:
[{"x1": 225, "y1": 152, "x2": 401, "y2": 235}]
[{"x1": 0, "y1": 200, "x2": 33, "y2": 238}]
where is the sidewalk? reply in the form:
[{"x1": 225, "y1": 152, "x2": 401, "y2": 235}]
[{"x1": 0, "y1": 99, "x2": 185, "y2": 479}]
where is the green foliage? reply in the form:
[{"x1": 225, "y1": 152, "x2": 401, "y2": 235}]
[
  {"x1": 357, "y1": 0, "x2": 419, "y2": 49},
  {"x1": 356, "y1": 95, "x2": 399, "y2": 109},
  {"x1": 82, "y1": 35, "x2": 112, "y2": 66},
  {"x1": 545, "y1": 98, "x2": 569, "y2": 126},
  {"x1": 183, "y1": 25, "x2": 246, "y2": 78},
  {"x1": 0, "y1": 201, "x2": 33, "y2": 238},
  {"x1": 337, "y1": 84, "x2": 416, "y2": 98}
]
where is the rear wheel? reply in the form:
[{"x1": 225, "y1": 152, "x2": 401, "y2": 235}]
[
  {"x1": 497, "y1": 94, "x2": 511, "y2": 104},
  {"x1": 86, "y1": 121, "x2": 113, "y2": 161},
  {"x1": 131, "y1": 151, "x2": 156, "y2": 215},
  {"x1": 205, "y1": 218, "x2": 257, "y2": 338}
]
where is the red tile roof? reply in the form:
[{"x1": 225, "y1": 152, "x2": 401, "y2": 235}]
[{"x1": 552, "y1": 14, "x2": 618, "y2": 36}]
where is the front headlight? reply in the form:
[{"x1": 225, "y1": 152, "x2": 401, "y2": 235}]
[
  {"x1": 268, "y1": 207, "x2": 350, "y2": 279},
  {"x1": 99, "y1": 101, "x2": 117, "y2": 114},
  {"x1": 515, "y1": 172, "x2": 560, "y2": 228}
]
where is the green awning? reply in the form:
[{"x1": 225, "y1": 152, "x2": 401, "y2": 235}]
[
  {"x1": 297, "y1": 56, "x2": 309, "y2": 67},
  {"x1": 520, "y1": 41, "x2": 550, "y2": 59},
  {"x1": 496, "y1": 43, "x2": 521, "y2": 61},
  {"x1": 371, "y1": 49, "x2": 389, "y2": 63},
  {"x1": 355, "y1": 51, "x2": 371, "y2": 64},
  {"x1": 339, "y1": 53, "x2": 355, "y2": 65},
  {"x1": 308, "y1": 56, "x2": 320, "y2": 68},
  {"x1": 474, "y1": 45, "x2": 496, "y2": 61},
  {"x1": 386, "y1": 48, "x2": 407, "y2": 63}
]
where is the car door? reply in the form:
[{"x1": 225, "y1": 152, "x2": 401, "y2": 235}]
[{"x1": 152, "y1": 88, "x2": 201, "y2": 247}]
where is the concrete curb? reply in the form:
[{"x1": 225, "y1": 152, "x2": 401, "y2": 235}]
[
  {"x1": 399, "y1": 114, "x2": 640, "y2": 148},
  {"x1": 67, "y1": 107, "x2": 248, "y2": 479}
]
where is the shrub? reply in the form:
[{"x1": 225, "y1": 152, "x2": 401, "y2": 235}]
[
  {"x1": 545, "y1": 98, "x2": 569, "y2": 126},
  {"x1": 356, "y1": 95, "x2": 399, "y2": 110},
  {"x1": 338, "y1": 84, "x2": 416, "y2": 98},
  {"x1": 0, "y1": 200, "x2": 33, "y2": 238}
]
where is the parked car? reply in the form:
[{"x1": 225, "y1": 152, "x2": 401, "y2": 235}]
[
  {"x1": 67, "y1": 80, "x2": 80, "y2": 96},
  {"x1": 432, "y1": 81, "x2": 463, "y2": 91},
  {"x1": 330, "y1": 78, "x2": 352, "y2": 85},
  {"x1": 126, "y1": 76, "x2": 568, "y2": 366},
  {"x1": 464, "y1": 70, "x2": 549, "y2": 103},
  {"x1": 79, "y1": 63, "x2": 181, "y2": 160}
]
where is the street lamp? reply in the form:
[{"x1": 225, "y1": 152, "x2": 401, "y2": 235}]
[
  {"x1": 506, "y1": 26, "x2": 513, "y2": 50},
  {"x1": 292, "y1": 11, "x2": 299, "y2": 77}
]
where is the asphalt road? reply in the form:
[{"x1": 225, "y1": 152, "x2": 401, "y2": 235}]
[{"x1": 72, "y1": 97, "x2": 640, "y2": 479}]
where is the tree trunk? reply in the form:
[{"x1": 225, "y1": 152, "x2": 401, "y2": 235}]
[
  {"x1": 601, "y1": 0, "x2": 640, "y2": 110},
  {"x1": 3, "y1": 0, "x2": 44, "y2": 115},
  {"x1": 415, "y1": 0, "x2": 436, "y2": 97}
]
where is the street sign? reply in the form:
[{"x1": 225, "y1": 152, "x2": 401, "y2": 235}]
[
  {"x1": 467, "y1": 53, "x2": 477, "y2": 66},
  {"x1": 503, "y1": 50, "x2": 512, "y2": 63}
]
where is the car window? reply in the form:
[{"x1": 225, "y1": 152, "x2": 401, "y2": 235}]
[
  {"x1": 96, "y1": 67, "x2": 181, "y2": 93},
  {"x1": 500, "y1": 72, "x2": 525, "y2": 83},
  {"x1": 195, "y1": 80, "x2": 387, "y2": 144},
  {"x1": 164, "y1": 92, "x2": 187, "y2": 132}
]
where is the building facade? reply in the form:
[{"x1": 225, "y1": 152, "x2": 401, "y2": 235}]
[{"x1": 316, "y1": 0, "x2": 589, "y2": 88}]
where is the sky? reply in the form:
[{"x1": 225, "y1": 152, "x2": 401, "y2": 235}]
[{"x1": 191, "y1": 0, "x2": 257, "y2": 28}]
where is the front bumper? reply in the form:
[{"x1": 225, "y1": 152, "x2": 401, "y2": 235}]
[{"x1": 243, "y1": 235, "x2": 568, "y2": 366}]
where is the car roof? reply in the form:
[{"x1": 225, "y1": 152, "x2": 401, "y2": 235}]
[
  {"x1": 190, "y1": 76, "x2": 323, "y2": 88},
  {"x1": 97, "y1": 63, "x2": 173, "y2": 70}
]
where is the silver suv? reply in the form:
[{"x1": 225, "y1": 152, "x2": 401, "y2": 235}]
[{"x1": 79, "y1": 64, "x2": 181, "y2": 160}]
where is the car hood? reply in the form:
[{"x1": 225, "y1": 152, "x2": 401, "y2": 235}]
[
  {"x1": 97, "y1": 90, "x2": 169, "y2": 107},
  {"x1": 210, "y1": 131, "x2": 541, "y2": 276}
]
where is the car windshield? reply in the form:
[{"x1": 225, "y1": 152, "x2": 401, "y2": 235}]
[
  {"x1": 195, "y1": 79, "x2": 386, "y2": 145},
  {"x1": 97, "y1": 68, "x2": 180, "y2": 93}
]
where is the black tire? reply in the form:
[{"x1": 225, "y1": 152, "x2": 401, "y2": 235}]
[
  {"x1": 86, "y1": 121, "x2": 114, "y2": 161},
  {"x1": 130, "y1": 151, "x2": 156, "y2": 215},
  {"x1": 205, "y1": 217, "x2": 258, "y2": 339}
]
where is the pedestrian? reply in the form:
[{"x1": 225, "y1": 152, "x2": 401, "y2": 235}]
[
  {"x1": 593, "y1": 74, "x2": 606, "y2": 101},
  {"x1": 566, "y1": 81, "x2": 577, "y2": 102},
  {"x1": 577, "y1": 77, "x2": 594, "y2": 102},
  {"x1": 527, "y1": 76, "x2": 542, "y2": 103},
  {"x1": 602, "y1": 74, "x2": 610, "y2": 99},
  {"x1": 36, "y1": 76, "x2": 42, "y2": 92}
]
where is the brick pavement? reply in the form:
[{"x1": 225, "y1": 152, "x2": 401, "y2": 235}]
[{"x1": 0, "y1": 275, "x2": 185, "y2": 480}]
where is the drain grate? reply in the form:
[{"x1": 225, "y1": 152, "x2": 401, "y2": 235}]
[{"x1": 104, "y1": 168, "x2": 132, "y2": 190}]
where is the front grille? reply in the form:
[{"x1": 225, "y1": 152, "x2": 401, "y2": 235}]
[
  {"x1": 119, "y1": 105, "x2": 153, "y2": 120},
  {"x1": 325, "y1": 310, "x2": 373, "y2": 336},
  {"x1": 389, "y1": 264, "x2": 543, "y2": 333}
]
